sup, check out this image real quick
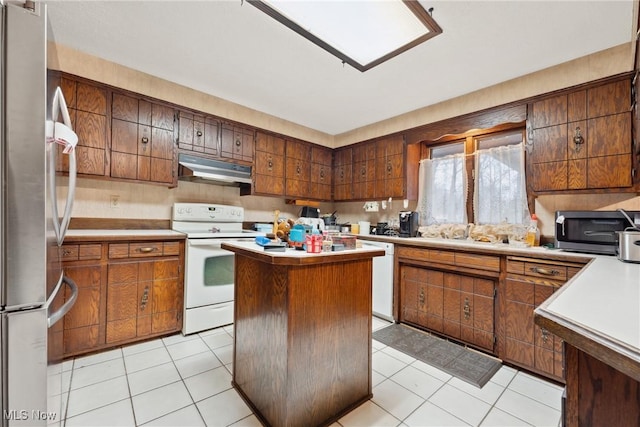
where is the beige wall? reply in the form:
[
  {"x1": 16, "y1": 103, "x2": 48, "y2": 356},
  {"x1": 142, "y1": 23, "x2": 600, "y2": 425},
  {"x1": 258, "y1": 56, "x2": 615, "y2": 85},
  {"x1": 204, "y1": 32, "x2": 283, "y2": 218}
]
[
  {"x1": 49, "y1": 42, "x2": 633, "y2": 148},
  {"x1": 52, "y1": 42, "x2": 640, "y2": 235},
  {"x1": 59, "y1": 177, "x2": 333, "y2": 225}
]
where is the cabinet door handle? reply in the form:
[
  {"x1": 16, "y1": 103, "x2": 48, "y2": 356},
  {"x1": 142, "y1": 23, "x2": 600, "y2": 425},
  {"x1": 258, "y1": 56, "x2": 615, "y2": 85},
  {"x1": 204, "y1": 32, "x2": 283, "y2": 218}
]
[
  {"x1": 62, "y1": 249, "x2": 72, "y2": 256},
  {"x1": 137, "y1": 247, "x2": 158, "y2": 253},
  {"x1": 541, "y1": 328, "x2": 550, "y2": 344},
  {"x1": 141, "y1": 137, "x2": 149, "y2": 144},
  {"x1": 320, "y1": 169, "x2": 325, "y2": 179},
  {"x1": 196, "y1": 130, "x2": 203, "y2": 137},
  {"x1": 140, "y1": 286, "x2": 149, "y2": 310},
  {"x1": 296, "y1": 165, "x2": 301, "y2": 174},
  {"x1": 387, "y1": 161, "x2": 392, "y2": 173},
  {"x1": 419, "y1": 289, "x2": 425, "y2": 304},
  {"x1": 572, "y1": 126, "x2": 584, "y2": 152},
  {"x1": 530, "y1": 266, "x2": 559, "y2": 276},
  {"x1": 340, "y1": 169, "x2": 344, "y2": 179},
  {"x1": 268, "y1": 159, "x2": 273, "y2": 170},
  {"x1": 463, "y1": 297, "x2": 471, "y2": 320},
  {"x1": 361, "y1": 166, "x2": 366, "y2": 177},
  {"x1": 235, "y1": 138, "x2": 241, "y2": 148}
]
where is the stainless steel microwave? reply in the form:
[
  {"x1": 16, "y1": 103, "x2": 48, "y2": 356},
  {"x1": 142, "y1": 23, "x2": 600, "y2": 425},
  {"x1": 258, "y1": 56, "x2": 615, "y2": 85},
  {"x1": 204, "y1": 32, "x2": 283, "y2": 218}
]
[{"x1": 555, "y1": 210, "x2": 640, "y2": 255}]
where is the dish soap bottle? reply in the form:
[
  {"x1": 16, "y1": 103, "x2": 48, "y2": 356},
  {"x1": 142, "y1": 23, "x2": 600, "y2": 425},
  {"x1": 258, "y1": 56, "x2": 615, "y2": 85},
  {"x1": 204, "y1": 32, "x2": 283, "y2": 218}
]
[{"x1": 525, "y1": 214, "x2": 540, "y2": 246}]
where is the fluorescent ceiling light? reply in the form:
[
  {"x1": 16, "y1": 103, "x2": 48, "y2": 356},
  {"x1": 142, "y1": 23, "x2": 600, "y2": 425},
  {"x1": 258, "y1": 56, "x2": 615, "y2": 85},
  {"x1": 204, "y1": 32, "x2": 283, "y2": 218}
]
[{"x1": 248, "y1": 0, "x2": 442, "y2": 72}]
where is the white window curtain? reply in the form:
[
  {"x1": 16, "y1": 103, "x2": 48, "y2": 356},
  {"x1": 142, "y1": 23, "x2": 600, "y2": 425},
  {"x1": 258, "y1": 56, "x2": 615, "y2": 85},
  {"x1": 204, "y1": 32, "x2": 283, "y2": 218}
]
[
  {"x1": 416, "y1": 153, "x2": 468, "y2": 225},
  {"x1": 473, "y1": 143, "x2": 530, "y2": 225}
]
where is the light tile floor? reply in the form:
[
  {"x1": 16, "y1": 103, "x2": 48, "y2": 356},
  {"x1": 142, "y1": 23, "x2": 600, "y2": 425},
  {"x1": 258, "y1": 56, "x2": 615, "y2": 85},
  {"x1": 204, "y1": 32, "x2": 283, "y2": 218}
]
[{"x1": 54, "y1": 318, "x2": 564, "y2": 426}]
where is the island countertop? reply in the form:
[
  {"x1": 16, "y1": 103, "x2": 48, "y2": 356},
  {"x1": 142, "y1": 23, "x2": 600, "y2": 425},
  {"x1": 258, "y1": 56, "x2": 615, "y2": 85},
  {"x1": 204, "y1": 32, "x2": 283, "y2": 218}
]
[
  {"x1": 535, "y1": 256, "x2": 640, "y2": 381},
  {"x1": 221, "y1": 240, "x2": 385, "y2": 265}
]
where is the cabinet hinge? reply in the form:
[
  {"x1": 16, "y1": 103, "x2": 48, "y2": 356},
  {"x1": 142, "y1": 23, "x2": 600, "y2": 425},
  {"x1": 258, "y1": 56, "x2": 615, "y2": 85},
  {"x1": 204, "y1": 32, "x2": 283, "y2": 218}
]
[{"x1": 494, "y1": 287, "x2": 497, "y2": 298}]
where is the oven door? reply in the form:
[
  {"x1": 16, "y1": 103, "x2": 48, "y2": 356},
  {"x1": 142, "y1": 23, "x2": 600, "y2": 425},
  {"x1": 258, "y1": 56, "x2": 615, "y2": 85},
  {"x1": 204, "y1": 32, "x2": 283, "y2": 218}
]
[{"x1": 184, "y1": 238, "x2": 252, "y2": 308}]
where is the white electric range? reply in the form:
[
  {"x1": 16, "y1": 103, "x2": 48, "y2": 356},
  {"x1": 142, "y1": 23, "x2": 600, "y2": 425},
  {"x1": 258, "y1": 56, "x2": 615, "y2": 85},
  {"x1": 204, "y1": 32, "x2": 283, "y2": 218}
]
[{"x1": 172, "y1": 203, "x2": 263, "y2": 334}]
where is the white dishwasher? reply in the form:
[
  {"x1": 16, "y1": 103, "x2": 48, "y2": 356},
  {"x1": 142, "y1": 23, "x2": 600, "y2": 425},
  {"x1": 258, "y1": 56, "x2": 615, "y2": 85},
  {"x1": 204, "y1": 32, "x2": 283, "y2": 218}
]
[{"x1": 364, "y1": 241, "x2": 394, "y2": 321}]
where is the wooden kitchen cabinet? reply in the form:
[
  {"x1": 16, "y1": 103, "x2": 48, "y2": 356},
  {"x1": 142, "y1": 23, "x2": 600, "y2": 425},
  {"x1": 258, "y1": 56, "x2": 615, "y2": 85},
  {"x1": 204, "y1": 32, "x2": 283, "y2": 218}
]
[
  {"x1": 111, "y1": 92, "x2": 177, "y2": 186},
  {"x1": 285, "y1": 139, "x2": 312, "y2": 198},
  {"x1": 220, "y1": 123, "x2": 254, "y2": 164},
  {"x1": 177, "y1": 111, "x2": 219, "y2": 157},
  {"x1": 253, "y1": 131, "x2": 285, "y2": 196},
  {"x1": 310, "y1": 145, "x2": 333, "y2": 201},
  {"x1": 106, "y1": 241, "x2": 183, "y2": 344},
  {"x1": 51, "y1": 73, "x2": 108, "y2": 177},
  {"x1": 375, "y1": 135, "x2": 406, "y2": 199},
  {"x1": 503, "y1": 256, "x2": 586, "y2": 381},
  {"x1": 59, "y1": 243, "x2": 104, "y2": 356},
  {"x1": 333, "y1": 147, "x2": 353, "y2": 201},
  {"x1": 397, "y1": 247, "x2": 498, "y2": 352},
  {"x1": 59, "y1": 237, "x2": 184, "y2": 358},
  {"x1": 352, "y1": 142, "x2": 376, "y2": 200},
  {"x1": 528, "y1": 77, "x2": 633, "y2": 192}
]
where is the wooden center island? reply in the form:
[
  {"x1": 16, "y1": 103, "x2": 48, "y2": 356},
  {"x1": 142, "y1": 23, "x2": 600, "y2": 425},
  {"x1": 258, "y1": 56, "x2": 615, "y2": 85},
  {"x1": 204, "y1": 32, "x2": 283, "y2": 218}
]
[{"x1": 221, "y1": 241, "x2": 384, "y2": 427}]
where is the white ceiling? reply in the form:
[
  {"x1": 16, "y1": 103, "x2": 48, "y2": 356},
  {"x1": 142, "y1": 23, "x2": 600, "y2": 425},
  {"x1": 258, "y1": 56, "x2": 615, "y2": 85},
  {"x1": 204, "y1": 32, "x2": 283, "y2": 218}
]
[{"x1": 46, "y1": 0, "x2": 636, "y2": 136}]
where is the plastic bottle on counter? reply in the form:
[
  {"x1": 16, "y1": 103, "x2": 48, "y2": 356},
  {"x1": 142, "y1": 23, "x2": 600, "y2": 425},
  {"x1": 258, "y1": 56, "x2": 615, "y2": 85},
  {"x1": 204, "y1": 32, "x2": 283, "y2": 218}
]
[{"x1": 525, "y1": 214, "x2": 540, "y2": 247}]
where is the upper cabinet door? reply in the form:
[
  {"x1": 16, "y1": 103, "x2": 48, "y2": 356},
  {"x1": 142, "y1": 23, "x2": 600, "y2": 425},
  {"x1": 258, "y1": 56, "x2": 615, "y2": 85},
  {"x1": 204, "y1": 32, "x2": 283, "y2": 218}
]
[
  {"x1": 220, "y1": 124, "x2": 254, "y2": 164},
  {"x1": 333, "y1": 147, "x2": 353, "y2": 201},
  {"x1": 310, "y1": 146, "x2": 332, "y2": 201},
  {"x1": 528, "y1": 78, "x2": 633, "y2": 193},
  {"x1": 110, "y1": 92, "x2": 177, "y2": 186},
  {"x1": 52, "y1": 73, "x2": 108, "y2": 177},
  {"x1": 285, "y1": 140, "x2": 311, "y2": 199},
  {"x1": 253, "y1": 131, "x2": 285, "y2": 197}
]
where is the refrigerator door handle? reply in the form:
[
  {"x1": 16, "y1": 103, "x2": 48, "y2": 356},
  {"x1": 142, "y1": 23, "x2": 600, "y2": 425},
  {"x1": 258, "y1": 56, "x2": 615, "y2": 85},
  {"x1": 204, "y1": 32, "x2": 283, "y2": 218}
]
[
  {"x1": 58, "y1": 149, "x2": 77, "y2": 245},
  {"x1": 47, "y1": 275, "x2": 78, "y2": 328},
  {"x1": 46, "y1": 86, "x2": 77, "y2": 246}
]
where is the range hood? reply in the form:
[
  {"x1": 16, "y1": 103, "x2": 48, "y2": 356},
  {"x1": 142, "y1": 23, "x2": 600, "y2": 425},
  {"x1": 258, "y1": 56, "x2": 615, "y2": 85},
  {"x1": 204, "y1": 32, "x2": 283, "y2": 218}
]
[{"x1": 178, "y1": 153, "x2": 253, "y2": 186}]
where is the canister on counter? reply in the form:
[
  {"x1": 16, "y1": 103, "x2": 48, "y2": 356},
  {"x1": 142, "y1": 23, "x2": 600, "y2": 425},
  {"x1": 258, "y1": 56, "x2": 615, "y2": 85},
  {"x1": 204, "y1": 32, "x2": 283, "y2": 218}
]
[{"x1": 351, "y1": 223, "x2": 360, "y2": 234}]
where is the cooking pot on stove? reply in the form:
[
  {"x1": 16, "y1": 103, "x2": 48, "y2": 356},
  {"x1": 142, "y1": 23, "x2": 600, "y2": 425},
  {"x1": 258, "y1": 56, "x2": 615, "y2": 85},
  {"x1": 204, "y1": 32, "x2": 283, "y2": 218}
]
[{"x1": 616, "y1": 230, "x2": 640, "y2": 263}]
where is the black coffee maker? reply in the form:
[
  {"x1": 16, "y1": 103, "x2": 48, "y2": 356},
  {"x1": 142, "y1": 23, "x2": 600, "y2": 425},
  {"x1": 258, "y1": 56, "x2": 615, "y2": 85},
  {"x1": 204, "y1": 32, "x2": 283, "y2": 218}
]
[{"x1": 399, "y1": 211, "x2": 419, "y2": 237}]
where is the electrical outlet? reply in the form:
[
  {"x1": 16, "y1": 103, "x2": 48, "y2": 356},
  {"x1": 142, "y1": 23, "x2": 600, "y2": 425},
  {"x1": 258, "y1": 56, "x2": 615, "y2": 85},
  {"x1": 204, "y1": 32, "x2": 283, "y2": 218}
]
[
  {"x1": 110, "y1": 195, "x2": 120, "y2": 209},
  {"x1": 364, "y1": 201, "x2": 379, "y2": 212}
]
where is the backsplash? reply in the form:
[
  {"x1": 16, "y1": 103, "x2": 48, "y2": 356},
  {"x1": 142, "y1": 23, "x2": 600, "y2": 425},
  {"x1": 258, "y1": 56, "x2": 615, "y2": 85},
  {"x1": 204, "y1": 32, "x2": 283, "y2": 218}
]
[
  {"x1": 58, "y1": 177, "x2": 332, "y2": 226},
  {"x1": 60, "y1": 177, "x2": 640, "y2": 238}
]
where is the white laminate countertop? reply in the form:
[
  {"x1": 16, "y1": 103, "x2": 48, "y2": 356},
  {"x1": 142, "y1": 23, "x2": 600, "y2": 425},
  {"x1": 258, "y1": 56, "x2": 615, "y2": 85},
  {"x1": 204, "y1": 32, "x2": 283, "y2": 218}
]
[
  {"x1": 221, "y1": 240, "x2": 384, "y2": 258},
  {"x1": 535, "y1": 256, "x2": 640, "y2": 363},
  {"x1": 65, "y1": 229, "x2": 186, "y2": 238}
]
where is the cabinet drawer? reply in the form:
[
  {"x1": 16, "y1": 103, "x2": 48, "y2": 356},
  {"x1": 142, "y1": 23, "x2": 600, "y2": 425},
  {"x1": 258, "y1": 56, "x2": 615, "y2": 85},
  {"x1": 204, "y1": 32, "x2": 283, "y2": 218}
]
[
  {"x1": 397, "y1": 246, "x2": 429, "y2": 260},
  {"x1": 455, "y1": 253, "x2": 500, "y2": 272},
  {"x1": 109, "y1": 244, "x2": 130, "y2": 259},
  {"x1": 129, "y1": 243, "x2": 164, "y2": 257},
  {"x1": 429, "y1": 250, "x2": 455, "y2": 265},
  {"x1": 397, "y1": 246, "x2": 455, "y2": 265},
  {"x1": 163, "y1": 242, "x2": 180, "y2": 256},
  {"x1": 61, "y1": 245, "x2": 79, "y2": 261},
  {"x1": 109, "y1": 241, "x2": 179, "y2": 259},
  {"x1": 507, "y1": 259, "x2": 567, "y2": 281},
  {"x1": 62, "y1": 244, "x2": 102, "y2": 261},
  {"x1": 525, "y1": 262, "x2": 567, "y2": 281},
  {"x1": 397, "y1": 246, "x2": 497, "y2": 271}
]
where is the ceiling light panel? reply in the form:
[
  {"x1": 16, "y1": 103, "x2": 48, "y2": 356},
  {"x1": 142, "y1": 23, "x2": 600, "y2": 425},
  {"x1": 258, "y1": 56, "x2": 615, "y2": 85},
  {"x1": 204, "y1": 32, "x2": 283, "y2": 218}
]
[{"x1": 248, "y1": 0, "x2": 442, "y2": 71}]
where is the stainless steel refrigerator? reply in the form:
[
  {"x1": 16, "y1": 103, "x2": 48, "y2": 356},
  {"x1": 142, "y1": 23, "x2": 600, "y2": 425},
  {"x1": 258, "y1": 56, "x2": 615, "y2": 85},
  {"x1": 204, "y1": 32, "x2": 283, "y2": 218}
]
[{"x1": 1, "y1": 2, "x2": 77, "y2": 426}]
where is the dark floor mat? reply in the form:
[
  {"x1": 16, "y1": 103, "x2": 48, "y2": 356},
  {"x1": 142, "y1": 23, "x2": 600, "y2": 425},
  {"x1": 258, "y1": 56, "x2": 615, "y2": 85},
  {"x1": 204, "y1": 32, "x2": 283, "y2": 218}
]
[{"x1": 372, "y1": 323, "x2": 502, "y2": 388}]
